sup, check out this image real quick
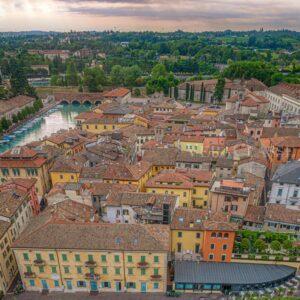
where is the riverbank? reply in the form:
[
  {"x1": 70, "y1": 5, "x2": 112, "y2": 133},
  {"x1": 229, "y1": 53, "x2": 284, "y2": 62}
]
[{"x1": 0, "y1": 101, "x2": 58, "y2": 138}]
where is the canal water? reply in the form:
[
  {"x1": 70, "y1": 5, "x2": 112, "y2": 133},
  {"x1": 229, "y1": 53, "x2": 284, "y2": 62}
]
[{"x1": 0, "y1": 104, "x2": 91, "y2": 153}]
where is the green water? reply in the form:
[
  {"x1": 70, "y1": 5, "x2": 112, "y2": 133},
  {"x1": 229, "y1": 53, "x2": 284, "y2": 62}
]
[{"x1": 0, "y1": 104, "x2": 91, "y2": 153}]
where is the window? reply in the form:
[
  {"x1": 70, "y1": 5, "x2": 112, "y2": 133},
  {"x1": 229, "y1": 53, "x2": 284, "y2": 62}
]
[
  {"x1": 115, "y1": 268, "x2": 121, "y2": 275},
  {"x1": 23, "y1": 253, "x2": 29, "y2": 261},
  {"x1": 293, "y1": 190, "x2": 298, "y2": 198},
  {"x1": 128, "y1": 268, "x2": 133, "y2": 275},
  {"x1": 77, "y1": 266, "x2": 82, "y2": 274},
  {"x1": 60, "y1": 175, "x2": 63, "y2": 179},
  {"x1": 102, "y1": 267, "x2": 108, "y2": 275},
  {"x1": 177, "y1": 232, "x2": 182, "y2": 238},
  {"x1": 209, "y1": 254, "x2": 214, "y2": 260},
  {"x1": 101, "y1": 282, "x2": 111, "y2": 288},
  {"x1": 126, "y1": 282, "x2": 136, "y2": 289},
  {"x1": 277, "y1": 188, "x2": 283, "y2": 197},
  {"x1": 54, "y1": 280, "x2": 60, "y2": 287},
  {"x1": 77, "y1": 281, "x2": 86, "y2": 288},
  {"x1": 64, "y1": 266, "x2": 70, "y2": 274},
  {"x1": 154, "y1": 268, "x2": 159, "y2": 276},
  {"x1": 177, "y1": 243, "x2": 182, "y2": 253},
  {"x1": 195, "y1": 244, "x2": 200, "y2": 253},
  {"x1": 26, "y1": 265, "x2": 32, "y2": 273},
  {"x1": 88, "y1": 254, "x2": 93, "y2": 261},
  {"x1": 114, "y1": 255, "x2": 120, "y2": 263},
  {"x1": 210, "y1": 244, "x2": 215, "y2": 250},
  {"x1": 223, "y1": 244, "x2": 228, "y2": 250},
  {"x1": 36, "y1": 253, "x2": 42, "y2": 260},
  {"x1": 127, "y1": 255, "x2": 133, "y2": 263},
  {"x1": 1, "y1": 168, "x2": 9, "y2": 176},
  {"x1": 49, "y1": 253, "x2": 55, "y2": 261},
  {"x1": 75, "y1": 254, "x2": 80, "y2": 262},
  {"x1": 51, "y1": 266, "x2": 57, "y2": 273},
  {"x1": 101, "y1": 255, "x2": 106, "y2": 262},
  {"x1": 154, "y1": 256, "x2": 159, "y2": 263},
  {"x1": 231, "y1": 205, "x2": 238, "y2": 211},
  {"x1": 29, "y1": 279, "x2": 35, "y2": 287},
  {"x1": 196, "y1": 232, "x2": 201, "y2": 239},
  {"x1": 224, "y1": 233, "x2": 229, "y2": 239},
  {"x1": 153, "y1": 282, "x2": 159, "y2": 289},
  {"x1": 211, "y1": 232, "x2": 216, "y2": 237},
  {"x1": 62, "y1": 254, "x2": 68, "y2": 262},
  {"x1": 183, "y1": 192, "x2": 187, "y2": 197},
  {"x1": 39, "y1": 266, "x2": 44, "y2": 273},
  {"x1": 13, "y1": 168, "x2": 20, "y2": 176},
  {"x1": 140, "y1": 256, "x2": 146, "y2": 263},
  {"x1": 221, "y1": 254, "x2": 226, "y2": 261},
  {"x1": 141, "y1": 268, "x2": 146, "y2": 276},
  {"x1": 71, "y1": 175, "x2": 74, "y2": 180}
]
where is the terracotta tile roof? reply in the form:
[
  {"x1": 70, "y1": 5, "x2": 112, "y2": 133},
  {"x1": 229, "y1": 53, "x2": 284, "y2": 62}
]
[
  {"x1": 146, "y1": 170, "x2": 194, "y2": 189},
  {"x1": 244, "y1": 205, "x2": 265, "y2": 224},
  {"x1": 179, "y1": 135, "x2": 204, "y2": 143},
  {"x1": 80, "y1": 165, "x2": 108, "y2": 180},
  {"x1": 143, "y1": 148, "x2": 178, "y2": 166},
  {"x1": 0, "y1": 178, "x2": 37, "y2": 190},
  {"x1": 261, "y1": 127, "x2": 300, "y2": 138},
  {"x1": 75, "y1": 111, "x2": 103, "y2": 120},
  {"x1": 171, "y1": 208, "x2": 237, "y2": 231},
  {"x1": 91, "y1": 182, "x2": 137, "y2": 195},
  {"x1": 0, "y1": 188, "x2": 28, "y2": 218},
  {"x1": 269, "y1": 83, "x2": 300, "y2": 100},
  {"x1": 0, "y1": 95, "x2": 35, "y2": 114},
  {"x1": 13, "y1": 221, "x2": 170, "y2": 252},
  {"x1": 103, "y1": 87, "x2": 131, "y2": 98},
  {"x1": 176, "y1": 152, "x2": 213, "y2": 164},
  {"x1": 0, "y1": 146, "x2": 37, "y2": 159},
  {"x1": 50, "y1": 157, "x2": 82, "y2": 173},
  {"x1": 176, "y1": 169, "x2": 212, "y2": 186},
  {"x1": 265, "y1": 204, "x2": 300, "y2": 225},
  {"x1": 244, "y1": 78, "x2": 267, "y2": 91},
  {"x1": 103, "y1": 161, "x2": 151, "y2": 181}
]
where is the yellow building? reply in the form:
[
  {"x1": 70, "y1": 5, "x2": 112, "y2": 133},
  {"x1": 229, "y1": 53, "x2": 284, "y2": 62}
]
[
  {"x1": 176, "y1": 136, "x2": 204, "y2": 155},
  {"x1": 49, "y1": 158, "x2": 82, "y2": 186},
  {"x1": 103, "y1": 161, "x2": 152, "y2": 192},
  {"x1": 82, "y1": 118, "x2": 131, "y2": 134},
  {"x1": 0, "y1": 146, "x2": 51, "y2": 197},
  {"x1": 145, "y1": 171, "x2": 194, "y2": 207},
  {"x1": 177, "y1": 169, "x2": 212, "y2": 209},
  {"x1": 0, "y1": 180, "x2": 36, "y2": 295},
  {"x1": 170, "y1": 208, "x2": 206, "y2": 258},
  {"x1": 13, "y1": 219, "x2": 170, "y2": 294}
]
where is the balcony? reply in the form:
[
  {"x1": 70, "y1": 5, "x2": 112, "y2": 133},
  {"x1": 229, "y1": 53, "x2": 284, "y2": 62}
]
[
  {"x1": 85, "y1": 273, "x2": 100, "y2": 280},
  {"x1": 150, "y1": 274, "x2": 162, "y2": 281},
  {"x1": 33, "y1": 259, "x2": 46, "y2": 266},
  {"x1": 85, "y1": 260, "x2": 97, "y2": 267},
  {"x1": 24, "y1": 271, "x2": 36, "y2": 278},
  {"x1": 137, "y1": 261, "x2": 149, "y2": 268}
]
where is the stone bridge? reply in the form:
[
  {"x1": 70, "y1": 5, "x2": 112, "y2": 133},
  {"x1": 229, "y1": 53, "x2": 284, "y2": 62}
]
[{"x1": 53, "y1": 92, "x2": 103, "y2": 105}]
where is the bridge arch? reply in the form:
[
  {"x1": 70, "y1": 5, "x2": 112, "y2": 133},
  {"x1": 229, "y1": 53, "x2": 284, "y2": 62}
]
[
  {"x1": 72, "y1": 100, "x2": 80, "y2": 105},
  {"x1": 83, "y1": 100, "x2": 92, "y2": 105},
  {"x1": 95, "y1": 100, "x2": 102, "y2": 106},
  {"x1": 60, "y1": 100, "x2": 69, "y2": 105}
]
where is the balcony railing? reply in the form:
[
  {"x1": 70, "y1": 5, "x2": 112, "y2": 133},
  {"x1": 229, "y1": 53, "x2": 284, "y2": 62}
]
[
  {"x1": 85, "y1": 273, "x2": 100, "y2": 280},
  {"x1": 150, "y1": 274, "x2": 162, "y2": 281},
  {"x1": 33, "y1": 259, "x2": 46, "y2": 266},
  {"x1": 24, "y1": 271, "x2": 36, "y2": 278},
  {"x1": 137, "y1": 261, "x2": 149, "y2": 268},
  {"x1": 85, "y1": 260, "x2": 97, "y2": 267}
]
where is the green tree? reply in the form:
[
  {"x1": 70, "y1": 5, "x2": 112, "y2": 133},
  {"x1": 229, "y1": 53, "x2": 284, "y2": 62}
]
[
  {"x1": 83, "y1": 67, "x2": 106, "y2": 92},
  {"x1": 9, "y1": 58, "x2": 28, "y2": 96},
  {"x1": 241, "y1": 238, "x2": 251, "y2": 253},
  {"x1": 124, "y1": 65, "x2": 142, "y2": 88},
  {"x1": 133, "y1": 88, "x2": 141, "y2": 97},
  {"x1": 65, "y1": 61, "x2": 79, "y2": 86},
  {"x1": 213, "y1": 77, "x2": 225, "y2": 102},
  {"x1": 282, "y1": 240, "x2": 293, "y2": 252},
  {"x1": 0, "y1": 117, "x2": 10, "y2": 131},
  {"x1": 110, "y1": 65, "x2": 125, "y2": 86},
  {"x1": 174, "y1": 86, "x2": 179, "y2": 100},
  {"x1": 151, "y1": 63, "x2": 167, "y2": 79},
  {"x1": 12, "y1": 114, "x2": 18, "y2": 123},
  {"x1": 254, "y1": 239, "x2": 267, "y2": 253},
  {"x1": 189, "y1": 85, "x2": 194, "y2": 101},
  {"x1": 270, "y1": 240, "x2": 281, "y2": 252}
]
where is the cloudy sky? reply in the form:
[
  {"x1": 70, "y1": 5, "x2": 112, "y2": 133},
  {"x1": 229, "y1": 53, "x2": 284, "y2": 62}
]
[{"x1": 0, "y1": 0, "x2": 299, "y2": 32}]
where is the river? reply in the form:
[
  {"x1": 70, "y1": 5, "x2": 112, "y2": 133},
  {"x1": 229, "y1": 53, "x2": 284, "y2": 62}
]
[{"x1": 0, "y1": 104, "x2": 91, "y2": 153}]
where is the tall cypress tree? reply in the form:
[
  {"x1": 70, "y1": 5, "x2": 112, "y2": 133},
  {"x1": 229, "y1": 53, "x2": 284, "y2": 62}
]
[
  {"x1": 200, "y1": 82, "x2": 204, "y2": 102},
  {"x1": 174, "y1": 86, "x2": 178, "y2": 100},
  {"x1": 190, "y1": 85, "x2": 194, "y2": 102}
]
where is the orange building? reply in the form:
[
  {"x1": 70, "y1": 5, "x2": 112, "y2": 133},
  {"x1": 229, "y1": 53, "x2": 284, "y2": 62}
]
[
  {"x1": 268, "y1": 136, "x2": 300, "y2": 166},
  {"x1": 202, "y1": 214, "x2": 238, "y2": 262}
]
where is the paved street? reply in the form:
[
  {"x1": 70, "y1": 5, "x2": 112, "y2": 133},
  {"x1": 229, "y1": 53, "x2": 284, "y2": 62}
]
[{"x1": 4, "y1": 292, "x2": 224, "y2": 300}]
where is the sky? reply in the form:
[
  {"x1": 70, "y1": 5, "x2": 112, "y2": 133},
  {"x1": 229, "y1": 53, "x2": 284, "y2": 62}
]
[{"x1": 0, "y1": 0, "x2": 299, "y2": 32}]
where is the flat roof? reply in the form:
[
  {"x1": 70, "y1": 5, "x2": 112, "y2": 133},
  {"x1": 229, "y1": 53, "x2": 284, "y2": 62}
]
[{"x1": 174, "y1": 261, "x2": 296, "y2": 285}]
